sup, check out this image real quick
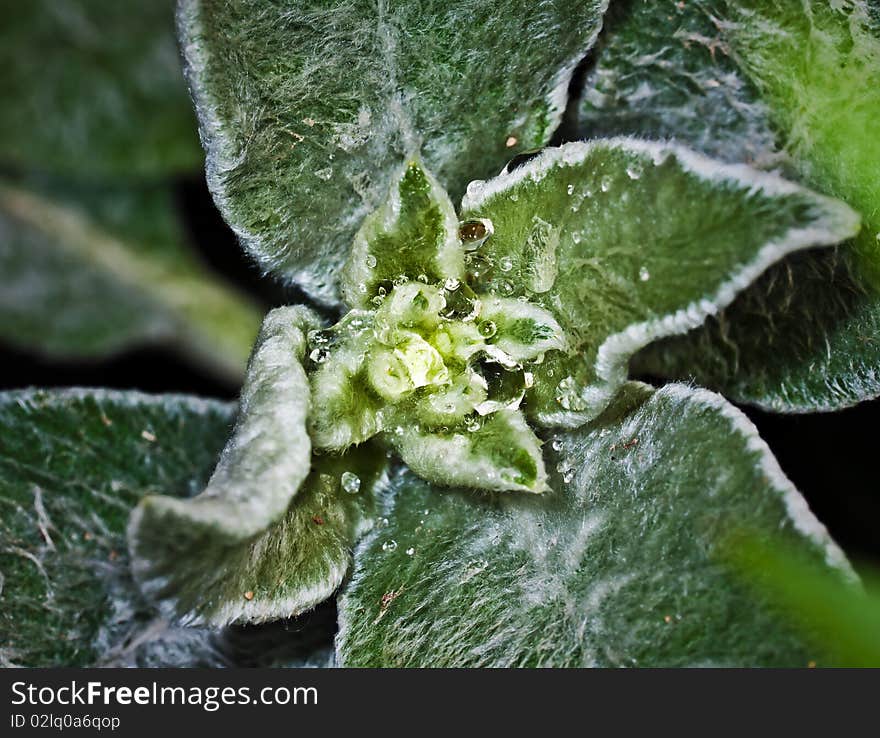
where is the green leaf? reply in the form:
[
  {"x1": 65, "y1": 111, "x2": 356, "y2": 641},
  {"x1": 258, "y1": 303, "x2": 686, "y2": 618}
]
[
  {"x1": 727, "y1": 538, "x2": 880, "y2": 668},
  {"x1": 578, "y1": 0, "x2": 778, "y2": 166},
  {"x1": 0, "y1": 179, "x2": 264, "y2": 381},
  {"x1": 179, "y1": 0, "x2": 609, "y2": 302},
  {"x1": 128, "y1": 306, "x2": 329, "y2": 624},
  {"x1": 585, "y1": 0, "x2": 880, "y2": 412},
  {"x1": 131, "y1": 444, "x2": 387, "y2": 627},
  {"x1": 337, "y1": 383, "x2": 851, "y2": 667},
  {"x1": 460, "y1": 139, "x2": 860, "y2": 427},
  {"x1": 388, "y1": 409, "x2": 547, "y2": 494},
  {"x1": 0, "y1": 0, "x2": 201, "y2": 178},
  {"x1": 478, "y1": 296, "x2": 567, "y2": 362},
  {"x1": 341, "y1": 161, "x2": 463, "y2": 307},
  {"x1": 0, "y1": 389, "x2": 234, "y2": 667},
  {"x1": 307, "y1": 311, "x2": 387, "y2": 452}
]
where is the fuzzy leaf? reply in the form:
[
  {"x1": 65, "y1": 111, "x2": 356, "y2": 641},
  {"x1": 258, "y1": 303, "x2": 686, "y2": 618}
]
[
  {"x1": 0, "y1": 389, "x2": 234, "y2": 667},
  {"x1": 342, "y1": 161, "x2": 463, "y2": 307},
  {"x1": 479, "y1": 296, "x2": 567, "y2": 362},
  {"x1": 0, "y1": 0, "x2": 201, "y2": 178},
  {"x1": 179, "y1": 0, "x2": 609, "y2": 302},
  {"x1": 460, "y1": 139, "x2": 860, "y2": 427},
  {"x1": 0, "y1": 389, "x2": 338, "y2": 666},
  {"x1": 587, "y1": 0, "x2": 880, "y2": 412},
  {"x1": 577, "y1": 0, "x2": 778, "y2": 166},
  {"x1": 337, "y1": 383, "x2": 851, "y2": 667},
  {"x1": 388, "y1": 409, "x2": 547, "y2": 494},
  {"x1": 131, "y1": 445, "x2": 387, "y2": 627},
  {"x1": 0, "y1": 179, "x2": 263, "y2": 381},
  {"x1": 308, "y1": 311, "x2": 387, "y2": 452},
  {"x1": 129, "y1": 307, "x2": 320, "y2": 618}
]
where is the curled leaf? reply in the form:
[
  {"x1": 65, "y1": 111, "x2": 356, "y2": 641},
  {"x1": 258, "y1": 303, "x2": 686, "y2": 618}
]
[{"x1": 129, "y1": 306, "x2": 320, "y2": 617}]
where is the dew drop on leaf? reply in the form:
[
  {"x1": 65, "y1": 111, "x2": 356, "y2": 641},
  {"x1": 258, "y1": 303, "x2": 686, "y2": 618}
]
[
  {"x1": 382, "y1": 540, "x2": 398, "y2": 552},
  {"x1": 341, "y1": 471, "x2": 361, "y2": 495}
]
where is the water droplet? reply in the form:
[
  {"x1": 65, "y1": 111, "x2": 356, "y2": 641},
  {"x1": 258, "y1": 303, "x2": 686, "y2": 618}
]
[
  {"x1": 393, "y1": 274, "x2": 409, "y2": 286},
  {"x1": 523, "y1": 371, "x2": 534, "y2": 388},
  {"x1": 600, "y1": 177, "x2": 612, "y2": 193},
  {"x1": 465, "y1": 180, "x2": 486, "y2": 200},
  {"x1": 499, "y1": 256, "x2": 513, "y2": 272},
  {"x1": 509, "y1": 193, "x2": 519, "y2": 202},
  {"x1": 444, "y1": 277, "x2": 461, "y2": 291},
  {"x1": 562, "y1": 468, "x2": 575, "y2": 484},
  {"x1": 357, "y1": 282, "x2": 368, "y2": 293},
  {"x1": 406, "y1": 547, "x2": 415, "y2": 556},
  {"x1": 479, "y1": 321, "x2": 497, "y2": 338},
  {"x1": 417, "y1": 273, "x2": 429, "y2": 284},
  {"x1": 566, "y1": 184, "x2": 575, "y2": 195},
  {"x1": 572, "y1": 232, "x2": 581, "y2": 245},
  {"x1": 341, "y1": 471, "x2": 361, "y2": 495},
  {"x1": 639, "y1": 266, "x2": 650, "y2": 282},
  {"x1": 378, "y1": 517, "x2": 389, "y2": 527},
  {"x1": 459, "y1": 218, "x2": 494, "y2": 249},
  {"x1": 626, "y1": 164, "x2": 643, "y2": 180},
  {"x1": 365, "y1": 254, "x2": 377, "y2": 268},
  {"x1": 551, "y1": 439, "x2": 563, "y2": 451},
  {"x1": 371, "y1": 294, "x2": 385, "y2": 307},
  {"x1": 309, "y1": 347, "x2": 330, "y2": 364},
  {"x1": 315, "y1": 167, "x2": 333, "y2": 181},
  {"x1": 382, "y1": 539, "x2": 398, "y2": 552}
]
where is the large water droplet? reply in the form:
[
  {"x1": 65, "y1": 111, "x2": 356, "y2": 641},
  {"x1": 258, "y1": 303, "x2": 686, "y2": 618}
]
[
  {"x1": 499, "y1": 256, "x2": 513, "y2": 272},
  {"x1": 309, "y1": 347, "x2": 330, "y2": 364},
  {"x1": 382, "y1": 539, "x2": 398, "y2": 552},
  {"x1": 639, "y1": 266, "x2": 651, "y2": 282},
  {"x1": 459, "y1": 218, "x2": 494, "y2": 250},
  {"x1": 341, "y1": 471, "x2": 361, "y2": 495},
  {"x1": 479, "y1": 320, "x2": 498, "y2": 338},
  {"x1": 365, "y1": 254, "x2": 377, "y2": 268}
]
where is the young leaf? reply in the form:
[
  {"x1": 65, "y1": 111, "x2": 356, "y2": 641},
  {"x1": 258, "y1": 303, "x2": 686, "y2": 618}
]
[
  {"x1": 129, "y1": 306, "x2": 317, "y2": 600},
  {"x1": 0, "y1": 180, "x2": 263, "y2": 382},
  {"x1": 341, "y1": 161, "x2": 463, "y2": 307},
  {"x1": 0, "y1": 0, "x2": 201, "y2": 178},
  {"x1": 337, "y1": 384, "x2": 851, "y2": 667},
  {"x1": 388, "y1": 409, "x2": 547, "y2": 494},
  {"x1": 179, "y1": 0, "x2": 610, "y2": 302},
  {"x1": 585, "y1": 0, "x2": 880, "y2": 413},
  {"x1": 478, "y1": 296, "x2": 567, "y2": 362},
  {"x1": 308, "y1": 311, "x2": 387, "y2": 452},
  {"x1": 460, "y1": 139, "x2": 860, "y2": 427},
  {"x1": 0, "y1": 389, "x2": 234, "y2": 667}
]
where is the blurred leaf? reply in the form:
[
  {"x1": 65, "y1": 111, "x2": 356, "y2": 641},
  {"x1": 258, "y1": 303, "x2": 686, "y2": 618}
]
[
  {"x1": 337, "y1": 383, "x2": 850, "y2": 667},
  {"x1": 585, "y1": 1, "x2": 880, "y2": 412},
  {"x1": 179, "y1": 0, "x2": 609, "y2": 303},
  {"x1": 727, "y1": 538, "x2": 880, "y2": 667},
  {"x1": 0, "y1": 0, "x2": 202, "y2": 179},
  {"x1": 460, "y1": 139, "x2": 859, "y2": 426},
  {"x1": 0, "y1": 179, "x2": 263, "y2": 381}
]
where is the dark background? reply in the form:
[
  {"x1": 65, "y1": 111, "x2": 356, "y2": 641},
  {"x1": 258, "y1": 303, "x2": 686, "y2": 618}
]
[{"x1": 2, "y1": 172, "x2": 878, "y2": 573}]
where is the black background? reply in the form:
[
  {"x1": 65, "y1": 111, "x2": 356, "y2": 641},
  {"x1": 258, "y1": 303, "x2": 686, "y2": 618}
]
[{"x1": 2, "y1": 172, "x2": 878, "y2": 575}]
